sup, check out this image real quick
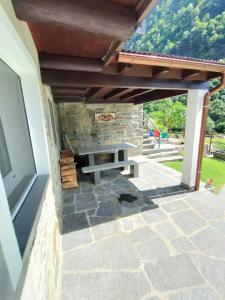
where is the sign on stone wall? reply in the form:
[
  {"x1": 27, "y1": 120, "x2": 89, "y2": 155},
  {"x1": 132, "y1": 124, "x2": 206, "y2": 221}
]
[{"x1": 95, "y1": 113, "x2": 115, "y2": 123}]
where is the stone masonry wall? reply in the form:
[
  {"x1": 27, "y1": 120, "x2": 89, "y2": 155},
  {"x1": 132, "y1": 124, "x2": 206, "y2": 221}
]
[
  {"x1": 19, "y1": 86, "x2": 63, "y2": 300},
  {"x1": 58, "y1": 103, "x2": 143, "y2": 156}
]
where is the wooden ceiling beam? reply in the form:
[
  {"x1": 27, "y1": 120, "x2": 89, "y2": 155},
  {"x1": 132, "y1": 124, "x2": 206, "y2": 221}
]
[
  {"x1": 104, "y1": 88, "x2": 133, "y2": 101},
  {"x1": 120, "y1": 89, "x2": 152, "y2": 101},
  {"x1": 152, "y1": 66, "x2": 170, "y2": 77},
  {"x1": 52, "y1": 88, "x2": 85, "y2": 96},
  {"x1": 40, "y1": 53, "x2": 103, "y2": 72},
  {"x1": 54, "y1": 96, "x2": 85, "y2": 103},
  {"x1": 117, "y1": 63, "x2": 132, "y2": 75},
  {"x1": 135, "y1": 89, "x2": 187, "y2": 104},
  {"x1": 12, "y1": 0, "x2": 136, "y2": 40},
  {"x1": 86, "y1": 87, "x2": 112, "y2": 102},
  {"x1": 42, "y1": 70, "x2": 209, "y2": 90},
  {"x1": 182, "y1": 69, "x2": 202, "y2": 80}
]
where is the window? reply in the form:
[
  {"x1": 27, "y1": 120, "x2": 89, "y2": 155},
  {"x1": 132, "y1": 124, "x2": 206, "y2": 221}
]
[{"x1": 0, "y1": 60, "x2": 36, "y2": 218}]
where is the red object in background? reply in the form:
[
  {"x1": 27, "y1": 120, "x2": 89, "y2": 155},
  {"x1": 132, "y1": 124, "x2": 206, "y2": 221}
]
[{"x1": 153, "y1": 130, "x2": 160, "y2": 137}]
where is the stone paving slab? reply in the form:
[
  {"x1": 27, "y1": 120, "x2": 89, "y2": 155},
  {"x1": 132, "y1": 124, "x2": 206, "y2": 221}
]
[
  {"x1": 62, "y1": 271, "x2": 150, "y2": 300},
  {"x1": 60, "y1": 158, "x2": 225, "y2": 299},
  {"x1": 144, "y1": 255, "x2": 204, "y2": 292}
]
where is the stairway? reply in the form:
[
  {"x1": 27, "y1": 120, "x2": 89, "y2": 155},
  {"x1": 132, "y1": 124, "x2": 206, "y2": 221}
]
[{"x1": 142, "y1": 132, "x2": 183, "y2": 161}]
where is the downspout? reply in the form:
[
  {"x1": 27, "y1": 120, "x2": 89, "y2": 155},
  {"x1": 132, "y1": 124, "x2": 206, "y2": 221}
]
[{"x1": 195, "y1": 73, "x2": 225, "y2": 191}]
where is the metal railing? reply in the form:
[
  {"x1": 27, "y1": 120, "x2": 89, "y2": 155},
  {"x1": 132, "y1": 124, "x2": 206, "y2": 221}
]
[{"x1": 143, "y1": 111, "x2": 161, "y2": 148}]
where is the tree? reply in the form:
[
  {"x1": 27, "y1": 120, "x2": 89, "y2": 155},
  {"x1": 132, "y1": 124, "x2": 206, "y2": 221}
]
[{"x1": 149, "y1": 99, "x2": 186, "y2": 139}]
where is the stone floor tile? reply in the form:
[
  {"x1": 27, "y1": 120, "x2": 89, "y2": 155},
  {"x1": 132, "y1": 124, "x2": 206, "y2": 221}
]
[
  {"x1": 191, "y1": 254, "x2": 225, "y2": 298},
  {"x1": 63, "y1": 212, "x2": 89, "y2": 234},
  {"x1": 145, "y1": 254, "x2": 204, "y2": 292},
  {"x1": 142, "y1": 208, "x2": 168, "y2": 224},
  {"x1": 156, "y1": 221, "x2": 180, "y2": 239},
  {"x1": 210, "y1": 220, "x2": 225, "y2": 235},
  {"x1": 91, "y1": 219, "x2": 121, "y2": 241},
  {"x1": 80, "y1": 187, "x2": 93, "y2": 193},
  {"x1": 62, "y1": 228, "x2": 92, "y2": 252},
  {"x1": 135, "y1": 237, "x2": 170, "y2": 261},
  {"x1": 171, "y1": 209, "x2": 206, "y2": 234},
  {"x1": 191, "y1": 227, "x2": 225, "y2": 259},
  {"x1": 97, "y1": 193, "x2": 118, "y2": 202},
  {"x1": 194, "y1": 203, "x2": 224, "y2": 220},
  {"x1": 169, "y1": 287, "x2": 220, "y2": 300},
  {"x1": 62, "y1": 271, "x2": 150, "y2": 300},
  {"x1": 128, "y1": 226, "x2": 156, "y2": 244},
  {"x1": 63, "y1": 234, "x2": 139, "y2": 270},
  {"x1": 94, "y1": 184, "x2": 111, "y2": 196},
  {"x1": 161, "y1": 200, "x2": 188, "y2": 213},
  {"x1": 96, "y1": 201, "x2": 122, "y2": 217},
  {"x1": 62, "y1": 204, "x2": 75, "y2": 216},
  {"x1": 171, "y1": 237, "x2": 196, "y2": 253},
  {"x1": 63, "y1": 194, "x2": 74, "y2": 205},
  {"x1": 76, "y1": 193, "x2": 97, "y2": 212}
]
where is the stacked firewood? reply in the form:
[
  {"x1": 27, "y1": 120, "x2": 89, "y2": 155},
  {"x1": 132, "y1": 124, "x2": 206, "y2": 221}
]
[{"x1": 60, "y1": 150, "x2": 78, "y2": 189}]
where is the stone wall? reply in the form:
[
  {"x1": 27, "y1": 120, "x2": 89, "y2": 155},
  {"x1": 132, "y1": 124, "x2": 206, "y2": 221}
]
[
  {"x1": 58, "y1": 103, "x2": 143, "y2": 156},
  {"x1": 19, "y1": 87, "x2": 63, "y2": 300}
]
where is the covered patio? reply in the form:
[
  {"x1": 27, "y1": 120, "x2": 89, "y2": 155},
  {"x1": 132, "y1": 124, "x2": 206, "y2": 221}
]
[
  {"x1": 61, "y1": 157, "x2": 225, "y2": 299},
  {"x1": 1, "y1": 1, "x2": 225, "y2": 299}
]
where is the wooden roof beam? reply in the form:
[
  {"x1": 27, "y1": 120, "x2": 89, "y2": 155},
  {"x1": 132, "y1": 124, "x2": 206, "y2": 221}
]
[
  {"x1": 152, "y1": 66, "x2": 171, "y2": 77},
  {"x1": 40, "y1": 53, "x2": 103, "y2": 72},
  {"x1": 117, "y1": 63, "x2": 132, "y2": 75},
  {"x1": 104, "y1": 88, "x2": 132, "y2": 101},
  {"x1": 120, "y1": 89, "x2": 152, "y2": 101},
  {"x1": 135, "y1": 89, "x2": 187, "y2": 104},
  {"x1": 12, "y1": 0, "x2": 136, "y2": 41},
  {"x1": 54, "y1": 96, "x2": 85, "y2": 103},
  {"x1": 42, "y1": 70, "x2": 209, "y2": 90},
  {"x1": 52, "y1": 88, "x2": 85, "y2": 96},
  {"x1": 182, "y1": 69, "x2": 202, "y2": 80}
]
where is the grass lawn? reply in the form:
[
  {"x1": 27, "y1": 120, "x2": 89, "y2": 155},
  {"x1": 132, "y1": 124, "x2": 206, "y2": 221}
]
[
  {"x1": 162, "y1": 157, "x2": 225, "y2": 193},
  {"x1": 205, "y1": 136, "x2": 225, "y2": 151}
]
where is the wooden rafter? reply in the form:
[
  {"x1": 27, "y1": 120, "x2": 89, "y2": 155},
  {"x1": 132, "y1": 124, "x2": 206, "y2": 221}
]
[
  {"x1": 86, "y1": 87, "x2": 112, "y2": 102},
  {"x1": 104, "y1": 88, "x2": 133, "y2": 101},
  {"x1": 117, "y1": 63, "x2": 132, "y2": 74},
  {"x1": 120, "y1": 89, "x2": 152, "y2": 101},
  {"x1": 135, "y1": 89, "x2": 187, "y2": 104},
  {"x1": 182, "y1": 69, "x2": 202, "y2": 80},
  {"x1": 52, "y1": 88, "x2": 85, "y2": 96},
  {"x1": 152, "y1": 66, "x2": 170, "y2": 77},
  {"x1": 40, "y1": 53, "x2": 103, "y2": 72}
]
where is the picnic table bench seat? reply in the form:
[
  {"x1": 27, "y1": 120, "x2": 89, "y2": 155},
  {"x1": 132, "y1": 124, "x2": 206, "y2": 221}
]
[{"x1": 81, "y1": 160, "x2": 139, "y2": 184}]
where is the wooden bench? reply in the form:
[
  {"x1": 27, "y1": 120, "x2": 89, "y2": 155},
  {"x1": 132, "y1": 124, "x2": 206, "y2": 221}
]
[{"x1": 81, "y1": 160, "x2": 139, "y2": 185}]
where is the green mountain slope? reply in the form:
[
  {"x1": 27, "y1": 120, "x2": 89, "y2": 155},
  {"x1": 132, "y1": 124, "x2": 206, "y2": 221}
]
[{"x1": 126, "y1": 0, "x2": 225, "y2": 60}]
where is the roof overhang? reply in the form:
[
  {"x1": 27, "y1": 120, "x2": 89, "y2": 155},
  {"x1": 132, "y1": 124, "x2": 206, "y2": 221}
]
[{"x1": 11, "y1": 0, "x2": 225, "y2": 104}]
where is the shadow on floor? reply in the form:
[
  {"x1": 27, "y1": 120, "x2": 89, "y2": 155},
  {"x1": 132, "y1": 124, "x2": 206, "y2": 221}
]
[{"x1": 61, "y1": 167, "x2": 189, "y2": 235}]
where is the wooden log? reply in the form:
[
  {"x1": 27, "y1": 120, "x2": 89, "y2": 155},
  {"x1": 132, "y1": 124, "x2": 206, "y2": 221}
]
[
  {"x1": 61, "y1": 169, "x2": 76, "y2": 177},
  {"x1": 60, "y1": 157, "x2": 74, "y2": 165},
  {"x1": 60, "y1": 164, "x2": 75, "y2": 171},
  {"x1": 12, "y1": 0, "x2": 136, "y2": 40}
]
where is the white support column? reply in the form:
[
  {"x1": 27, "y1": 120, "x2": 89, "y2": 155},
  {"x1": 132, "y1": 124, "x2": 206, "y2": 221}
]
[{"x1": 181, "y1": 89, "x2": 208, "y2": 190}]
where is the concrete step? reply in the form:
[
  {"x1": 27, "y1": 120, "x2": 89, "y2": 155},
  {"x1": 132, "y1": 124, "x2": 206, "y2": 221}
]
[
  {"x1": 143, "y1": 143, "x2": 156, "y2": 149},
  {"x1": 153, "y1": 155, "x2": 183, "y2": 163},
  {"x1": 143, "y1": 146, "x2": 179, "y2": 155},
  {"x1": 147, "y1": 150, "x2": 180, "y2": 159}
]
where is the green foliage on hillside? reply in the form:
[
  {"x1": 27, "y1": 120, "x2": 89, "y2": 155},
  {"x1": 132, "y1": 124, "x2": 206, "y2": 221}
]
[
  {"x1": 126, "y1": 0, "x2": 225, "y2": 60},
  {"x1": 126, "y1": 0, "x2": 225, "y2": 133}
]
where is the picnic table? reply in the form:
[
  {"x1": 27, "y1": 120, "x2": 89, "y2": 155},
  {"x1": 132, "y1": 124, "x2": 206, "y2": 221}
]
[{"x1": 77, "y1": 143, "x2": 139, "y2": 184}]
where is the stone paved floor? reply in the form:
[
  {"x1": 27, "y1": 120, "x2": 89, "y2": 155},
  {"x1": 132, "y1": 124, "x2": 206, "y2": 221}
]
[{"x1": 60, "y1": 157, "x2": 225, "y2": 300}]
